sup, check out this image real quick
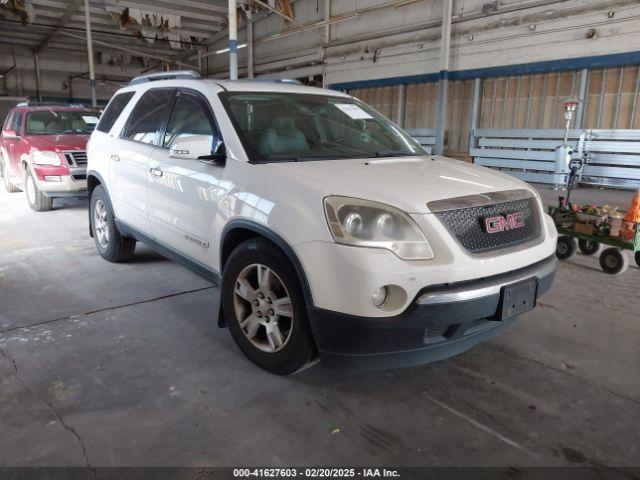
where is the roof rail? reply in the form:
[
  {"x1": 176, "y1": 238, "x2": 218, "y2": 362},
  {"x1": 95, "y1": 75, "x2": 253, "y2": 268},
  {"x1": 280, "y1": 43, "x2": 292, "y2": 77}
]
[
  {"x1": 16, "y1": 100, "x2": 90, "y2": 108},
  {"x1": 248, "y1": 78, "x2": 303, "y2": 85},
  {"x1": 129, "y1": 70, "x2": 201, "y2": 86},
  {"x1": 275, "y1": 78, "x2": 303, "y2": 85}
]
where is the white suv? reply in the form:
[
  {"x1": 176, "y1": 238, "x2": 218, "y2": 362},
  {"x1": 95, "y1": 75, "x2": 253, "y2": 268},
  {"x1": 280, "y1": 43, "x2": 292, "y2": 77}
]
[{"x1": 87, "y1": 71, "x2": 557, "y2": 374}]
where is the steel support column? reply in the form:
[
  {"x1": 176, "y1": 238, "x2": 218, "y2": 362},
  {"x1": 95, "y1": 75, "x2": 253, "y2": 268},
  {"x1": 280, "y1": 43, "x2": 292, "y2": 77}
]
[
  {"x1": 33, "y1": 51, "x2": 42, "y2": 103},
  {"x1": 228, "y1": 0, "x2": 238, "y2": 80},
  {"x1": 435, "y1": 0, "x2": 452, "y2": 156},
  {"x1": 574, "y1": 68, "x2": 588, "y2": 129},
  {"x1": 468, "y1": 78, "x2": 481, "y2": 153},
  {"x1": 322, "y1": 0, "x2": 330, "y2": 87},
  {"x1": 396, "y1": 84, "x2": 406, "y2": 127},
  {"x1": 247, "y1": 5, "x2": 254, "y2": 79},
  {"x1": 83, "y1": 0, "x2": 96, "y2": 107}
]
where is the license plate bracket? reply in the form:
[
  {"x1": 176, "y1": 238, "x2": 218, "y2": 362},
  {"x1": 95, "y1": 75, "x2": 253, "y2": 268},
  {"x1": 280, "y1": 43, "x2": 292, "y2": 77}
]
[{"x1": 499, "y1": 278, "x2": 538, "y2": 320}]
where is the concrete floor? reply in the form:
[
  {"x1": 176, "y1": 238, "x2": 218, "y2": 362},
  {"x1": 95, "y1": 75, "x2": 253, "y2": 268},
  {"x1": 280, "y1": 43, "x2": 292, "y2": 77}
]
[{"x1": 1, "y1": 184, "x2": 639, "y2": 468}]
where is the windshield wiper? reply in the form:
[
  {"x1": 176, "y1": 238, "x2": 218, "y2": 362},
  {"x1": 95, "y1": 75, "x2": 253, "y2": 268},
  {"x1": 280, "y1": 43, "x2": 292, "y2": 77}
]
[
  {"x1": 293, "y1": 155, "x2": 350, "y2": 162},
  {"x1": 374, "y1": 150, "x2": 415, "y2": 157}
]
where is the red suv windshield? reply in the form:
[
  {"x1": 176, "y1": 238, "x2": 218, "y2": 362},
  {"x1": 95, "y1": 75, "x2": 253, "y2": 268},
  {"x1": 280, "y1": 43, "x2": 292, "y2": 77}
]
[{"x1": 25, "y1": 110, "x2": 99, "y2": 135}]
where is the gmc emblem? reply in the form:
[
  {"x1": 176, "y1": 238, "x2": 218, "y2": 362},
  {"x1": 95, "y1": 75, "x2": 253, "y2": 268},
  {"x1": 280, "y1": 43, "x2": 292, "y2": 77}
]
[{"x1": 484, "y1": 212, "x2": 526, "y2": 234}]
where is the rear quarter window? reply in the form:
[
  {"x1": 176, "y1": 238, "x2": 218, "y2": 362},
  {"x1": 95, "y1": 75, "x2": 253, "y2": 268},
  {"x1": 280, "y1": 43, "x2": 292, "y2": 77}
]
[{"x1": 96, "y1": 91, "x2": 135, "y2": 133}]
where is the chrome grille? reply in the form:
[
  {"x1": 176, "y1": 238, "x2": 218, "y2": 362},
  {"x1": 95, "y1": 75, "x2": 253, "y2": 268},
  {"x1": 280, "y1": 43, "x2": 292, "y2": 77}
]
[
  {"x1": 430, "y1": 191, "x2": 540, "y2": 254},
  {"x1": 64, "y1": 151, "x2": 87, "y2": 167}
]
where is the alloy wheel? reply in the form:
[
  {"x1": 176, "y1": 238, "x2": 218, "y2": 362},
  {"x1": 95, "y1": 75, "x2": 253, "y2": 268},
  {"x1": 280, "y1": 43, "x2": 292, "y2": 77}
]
[
  {"x1": 93, "y1": 199, "x2": 110, "y2": 249},
  {"x1": 233, "y1": 263, "x2": 294, "y2": 353}
]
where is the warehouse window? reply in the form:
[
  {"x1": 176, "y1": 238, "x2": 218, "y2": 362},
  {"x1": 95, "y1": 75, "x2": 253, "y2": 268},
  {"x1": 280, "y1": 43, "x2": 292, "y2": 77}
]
[
  {"x1": 96, "y1": 91, "x2": 134, "y2": 133},
  {"x1": 122, "y1": 89, "x2": 175, "y2": 145}
]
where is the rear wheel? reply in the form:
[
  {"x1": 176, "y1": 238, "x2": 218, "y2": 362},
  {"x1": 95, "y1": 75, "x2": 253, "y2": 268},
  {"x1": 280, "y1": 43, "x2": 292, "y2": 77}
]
[
  {"x1": 222, "y1": 238, "x2": 317, "y2": 375},
  {"x1": 1, "y1": 157, "x2": 20, "y2": 193},
  {"x1": 599, "y1": 248, "x2": 629, "y2": 275},
  {"x1": 556, "y1": 236, "x2": 577, "y2": 260},
  {"x1": 90, "y1": 185, "x2": 136, "y2": 262},
  {"x1": 578, "y1": 239, "x2": 601, "y2": 256},
  {"x1": 25, "y1": 169, "x2": 53, "y2": 212},
  {"x1": 635, "y1": 251, "x2": 640, "y2": 269}
]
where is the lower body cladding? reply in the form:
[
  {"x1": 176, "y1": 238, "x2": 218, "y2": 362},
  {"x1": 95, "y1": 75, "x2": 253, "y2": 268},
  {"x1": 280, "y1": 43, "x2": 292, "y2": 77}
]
[{"x1": 307, "y1": 255, "x2": 556, "y2": 370}]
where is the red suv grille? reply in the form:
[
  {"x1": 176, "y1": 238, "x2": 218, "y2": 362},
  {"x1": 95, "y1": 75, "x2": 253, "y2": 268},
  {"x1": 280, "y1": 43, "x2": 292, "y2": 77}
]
[{"x1": 64, "y1": 151, "x2": 87, "y2": 167}]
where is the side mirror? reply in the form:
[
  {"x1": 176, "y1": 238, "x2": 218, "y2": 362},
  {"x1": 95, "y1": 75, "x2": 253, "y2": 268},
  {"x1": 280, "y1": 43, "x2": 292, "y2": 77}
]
[{"x1": 169, "y1": 134, "x2": 226, "y2": 166}]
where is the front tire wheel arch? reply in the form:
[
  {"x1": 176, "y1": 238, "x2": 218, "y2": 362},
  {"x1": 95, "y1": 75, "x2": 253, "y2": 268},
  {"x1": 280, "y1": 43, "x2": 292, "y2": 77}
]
[
  {"x1": 220, "y1": 223, "x2": 315, "y2": 308},
  {"x1": 89, "y1": 185, "x2": 136, "y2": 262},
  {"x1": 221, "y1": 237, "x2": 318, "y2": 375}
]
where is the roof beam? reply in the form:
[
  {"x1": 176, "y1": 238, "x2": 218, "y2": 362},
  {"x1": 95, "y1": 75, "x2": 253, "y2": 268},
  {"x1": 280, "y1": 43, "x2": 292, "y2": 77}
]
[
  {"x1": 100, "y1": 0, "x2": 227, "y2": 24},
  {"x1": 36, "y1": 0, "x2": 83, "y2": 53},
  {"x1": 252, "y1": 0, "x2": 324, "y2": 43},
  {"x1": 56, "y1": 29, "x2": 199, "y2": 68}
]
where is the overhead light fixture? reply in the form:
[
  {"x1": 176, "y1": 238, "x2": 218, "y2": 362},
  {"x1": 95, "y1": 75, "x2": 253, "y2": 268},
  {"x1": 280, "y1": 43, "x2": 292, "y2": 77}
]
[{"x1": 216, "y1": 43, "x2": 247, "y2": 54}]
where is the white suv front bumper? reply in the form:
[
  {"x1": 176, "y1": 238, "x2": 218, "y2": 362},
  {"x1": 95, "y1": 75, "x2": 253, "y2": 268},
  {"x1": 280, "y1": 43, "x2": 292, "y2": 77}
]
[
  {"x1": 294, "y1": 209, "x2": 557, "y2": 369},
  {"x1": 295, "y1": 212, "x2": 557, "y2": 318}
]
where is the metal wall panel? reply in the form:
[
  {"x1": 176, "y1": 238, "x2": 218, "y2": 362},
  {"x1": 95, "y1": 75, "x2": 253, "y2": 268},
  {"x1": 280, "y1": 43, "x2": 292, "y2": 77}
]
[
  {"x1": 350, "y1": 67, "x2": 640, "y2": 158},
  {"x1": 472, "y1": 128, "x2": 640, "y2": 189}
]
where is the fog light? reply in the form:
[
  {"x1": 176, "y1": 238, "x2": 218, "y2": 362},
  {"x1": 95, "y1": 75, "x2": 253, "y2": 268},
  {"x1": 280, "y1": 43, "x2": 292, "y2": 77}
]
[
  {"x1": 44, "y1": 176, "x2": 61, "y2": 182},
  {"x1": 372, "y1": 286, "x2": 389, "y2": 307}
]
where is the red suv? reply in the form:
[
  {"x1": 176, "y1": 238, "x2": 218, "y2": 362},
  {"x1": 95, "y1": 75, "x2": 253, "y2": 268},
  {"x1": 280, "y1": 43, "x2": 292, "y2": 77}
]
[{"x1": 0, "y1": 103, "x2": 100, "y2": 211}]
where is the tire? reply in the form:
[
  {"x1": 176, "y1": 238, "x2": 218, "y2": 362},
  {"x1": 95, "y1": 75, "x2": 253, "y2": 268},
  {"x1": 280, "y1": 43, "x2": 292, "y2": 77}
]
[
  {"x1": 556, "y1": 236, "x2": 577, "y2": 260},
  {"x1": 90, "y1": 185, "x2": 136, "y2": 262},
  {"x1": 578, "y1": 239, "x2": 601, "y2": 256},
  {"x1": 222, "y1": 237, "x2": 317, "y2": 375},
  {"x1": 599, "y1": 248, "x2": 629, "y2": 275},
  {"x1": 25, "y1": 169, "x2": 53, "y2": 212},
  {"x1": 1, "y1": 157, "x2": 20, "y2": 193},
  {"x1": 636, "y1": 251, "x2": 640, "y2": 269}
]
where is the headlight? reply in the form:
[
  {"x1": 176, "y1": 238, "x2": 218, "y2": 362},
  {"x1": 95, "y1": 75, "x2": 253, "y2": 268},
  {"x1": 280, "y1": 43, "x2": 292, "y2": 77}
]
[
  {"x1": 30, "y1": 151, "x2": 61, "y2": 166},
  {"x1": 324, "y1": 196, "x2": 434, "y2": 260}
]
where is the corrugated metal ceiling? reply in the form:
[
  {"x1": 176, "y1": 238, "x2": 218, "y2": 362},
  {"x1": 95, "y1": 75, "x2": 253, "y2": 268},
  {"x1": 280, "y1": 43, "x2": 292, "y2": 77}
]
[{"x1": 0, "y1": 0, "x2": 228, "y2": 61}]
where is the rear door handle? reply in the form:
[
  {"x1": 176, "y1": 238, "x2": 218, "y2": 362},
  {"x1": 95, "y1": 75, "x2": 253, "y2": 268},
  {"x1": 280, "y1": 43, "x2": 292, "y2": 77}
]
[
  {"x1": 150, "y1": 167, "x2": 163, "y2": 177},
  {"x1": 111, "y1": 154, "x2": 120, "y2": 162}
]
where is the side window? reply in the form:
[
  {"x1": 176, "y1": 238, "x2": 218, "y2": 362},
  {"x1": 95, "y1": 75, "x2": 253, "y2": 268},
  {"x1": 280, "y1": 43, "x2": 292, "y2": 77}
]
[
  {"x1": 96, "y1": 91, "x2": 134, "y2": 133},
  {"x1": 2, "y1": 112, "x2": 13, "y2": 132},
  {"x1": 162, "y1": 92, "x2": 219, "y2": 150},
  {"x1": 122, "y1": 89, "x2": 175, "y2": 146},
  {"x1": 12, "y1": 111, "x2": 23, "y2": 135}
]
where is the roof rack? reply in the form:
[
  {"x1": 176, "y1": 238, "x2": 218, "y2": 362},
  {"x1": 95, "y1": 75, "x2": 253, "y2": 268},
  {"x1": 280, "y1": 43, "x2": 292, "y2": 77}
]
[
  {"x1": 15, "y1": 101, "x2": 91, "y2": 108},
  {"x1": 129, "y1": 70, "x2": 201, "y2": 86},
  {"x1": 274, "y1": 78, "x2": 303, "y2": 85},
  {"x1": 247, "y1": 78, "x2": 303, "y2": 85}
]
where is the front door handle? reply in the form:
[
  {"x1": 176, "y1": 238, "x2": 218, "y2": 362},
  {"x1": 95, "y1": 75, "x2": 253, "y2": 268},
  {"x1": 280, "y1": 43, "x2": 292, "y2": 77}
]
[
  {"x1": 111, "y1": 154, "x2": 120, "y2": 162},
  {"x1": 150, "y1": 167, "x2": 163, "y2": 177}
]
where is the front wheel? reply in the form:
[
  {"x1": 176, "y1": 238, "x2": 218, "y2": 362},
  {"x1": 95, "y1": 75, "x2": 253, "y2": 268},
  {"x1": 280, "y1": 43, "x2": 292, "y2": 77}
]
[
  {"x1": 599, "y1": 248, "x2": 629, "y2": 275},
  {"x1": 90, "y1": 185, "x2": 136, "y2": 262},
  {"x1": 222, "y1": 238, "x2": 317, "y2": 375},
  {"x1": 25, "y1": 169, "x2": 53, "y2": 212},
  {"x1": 1, "y1": 157, "x2": 20, "y2": 193}
]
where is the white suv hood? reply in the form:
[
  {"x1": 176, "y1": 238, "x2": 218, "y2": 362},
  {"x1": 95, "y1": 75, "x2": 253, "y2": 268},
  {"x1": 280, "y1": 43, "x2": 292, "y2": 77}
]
[{"x1": 264, "y1": 156, "x2": 532, "y2": 214}]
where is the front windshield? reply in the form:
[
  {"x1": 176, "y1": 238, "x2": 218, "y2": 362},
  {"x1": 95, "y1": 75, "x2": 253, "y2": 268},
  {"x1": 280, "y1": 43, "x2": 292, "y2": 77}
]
[
  {"x1": 219, "y1": 92, "x2": 424, "y2": 163},
  {"x1": 25, "y1": 110, "x2": 99, "y2": 135}
]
